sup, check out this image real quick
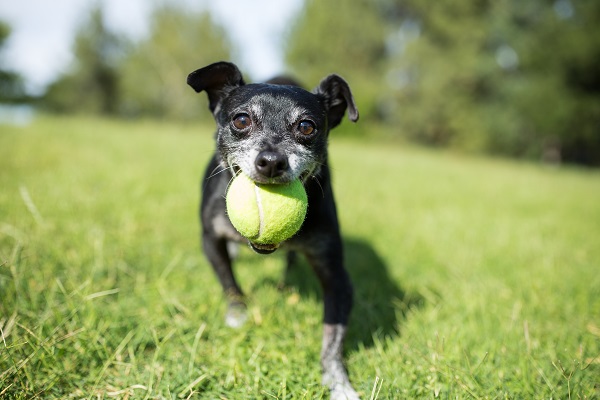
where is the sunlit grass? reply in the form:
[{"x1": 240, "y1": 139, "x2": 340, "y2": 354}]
[{"x1": 1, "y1": 115, "x2": 599, "y2": 398}]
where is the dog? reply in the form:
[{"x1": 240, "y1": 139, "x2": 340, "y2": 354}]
[{"x1": 187, "y1": 61, "x2": 359, "y2": 399}]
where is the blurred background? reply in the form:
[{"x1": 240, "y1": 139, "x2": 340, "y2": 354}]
[{"x1": 1, "y1": 0, "x2": 599, "y2": 166}]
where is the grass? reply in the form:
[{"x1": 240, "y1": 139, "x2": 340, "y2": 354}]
[{"x1": 1, "y1": 115, "x2": 599, "y2": 399}]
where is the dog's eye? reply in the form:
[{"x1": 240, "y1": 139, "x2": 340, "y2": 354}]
[
  {"x1": 232, "y1": 114, "x2": 252, "y2": 130},
  {"x1": 298, "y1": 120, "x2": 315, "y2": 135}
]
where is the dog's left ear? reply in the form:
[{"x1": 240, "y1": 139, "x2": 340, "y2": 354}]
[
  {"x1": 187, "y1": 62, "x2": 245, "y2": 113},
  {"x1": 313, "y1": 75, "x2": 359, "y2": 129}
]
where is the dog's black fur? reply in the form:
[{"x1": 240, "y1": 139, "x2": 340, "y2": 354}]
[{"x1": 187, "y1": 62, "x2": 359, "y2": 399}]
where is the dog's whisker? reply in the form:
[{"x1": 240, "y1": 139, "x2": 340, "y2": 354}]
[
  {"x1": 223, "y1": 165, "x2": 242, "y2": 196},
  {"x1": 310, "y1": 174, "x2": 326, "y2": 198},
  {"x1": 208, "y1": 163, "x2": 222, "y2": 176},
  {"x1": 223, "y1": 178, "x2": 236, "y2": 199},
  {"x1": 206, "y1": 165, "x2": 230, "y2": 180},
  {"x1": 229, "y1": 165, "x2": 240, "y2": 177},
  {"x1": 225, "y1": 157, "x2": 242, "y2": 176}
]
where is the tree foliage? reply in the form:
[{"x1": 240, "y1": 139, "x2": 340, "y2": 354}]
[
  {"x1": 42, "y1": 4, "x2": 232, "y2": 120},
  {"x1": 43, "y1": 7, "x2": 123, "y2": 114},
  {"x1": 286, "y1": 0, "x2": 600, "y2": 165},
  {"x1": 382, "y1": 0, "x2": 600, "y2": 164},
  {"x1": 118, "y1": 6, "x2": 232, "y2": 120},
  {"x1": 285, "y1": 0, "x2": 388, "y2": 120},
  {"x1": 0, "y1": 21, "x2": 26, "y2": 103}
]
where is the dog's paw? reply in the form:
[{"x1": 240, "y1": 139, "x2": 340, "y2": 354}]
[
  {"x1": 225, "y1": 302, "x2": 248, "y2": 328},
  {"x1": 323, "y1": 364, "x2": 360, "y2": 400},
  {"x1": 330, "y1": 382, "x2": 360, "y2": 400}
]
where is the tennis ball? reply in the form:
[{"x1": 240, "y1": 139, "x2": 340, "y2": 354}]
[{"x1": 226, "y1": 173, "x2": 308, "y2": 245}]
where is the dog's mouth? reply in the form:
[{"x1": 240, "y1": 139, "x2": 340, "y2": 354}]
[
  {"x1": 249, "y1": 242, "x2": 279, "y2": 255},
  {"x1": 229, "y1": 163, "x2": 314, "y2": 186}
]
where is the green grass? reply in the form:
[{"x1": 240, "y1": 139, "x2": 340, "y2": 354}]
[{"x1": 1, "y1": 115, "x2": 599, "y2": 399}]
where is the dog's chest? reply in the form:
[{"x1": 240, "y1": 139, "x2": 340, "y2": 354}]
[{"x1": 211, "y1": 212, "x2": 244, "y2": 242}]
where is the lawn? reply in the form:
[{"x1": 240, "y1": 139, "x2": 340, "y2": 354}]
[{"x1": 1, "y1": 116, "x2": 599, "y2": 398}]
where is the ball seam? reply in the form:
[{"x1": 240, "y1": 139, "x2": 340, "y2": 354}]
[{"x1": 254, "y1": 183, "x2": 265, "y2": 240}]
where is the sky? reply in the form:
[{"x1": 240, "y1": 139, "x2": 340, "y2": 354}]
[{"x1": 0, "y1": 0, "x2": 304, "y2": 94}]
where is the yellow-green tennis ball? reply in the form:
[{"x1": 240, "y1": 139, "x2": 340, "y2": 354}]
[{"x1": 226, "y1": 173, "x2": 308, "y2": 245}]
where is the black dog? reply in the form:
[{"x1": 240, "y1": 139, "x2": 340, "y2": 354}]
[{"x1": 187, "y1": 62, "x2": 359, "y2": 399}]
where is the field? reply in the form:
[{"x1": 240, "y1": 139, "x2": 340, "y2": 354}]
[{"x1": 1, "y1": 116, "x2": 599, "y2": 398}]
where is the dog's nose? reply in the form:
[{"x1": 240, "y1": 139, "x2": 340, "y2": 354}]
[{"x1": 255, "y1": 151, "x2": 289, "y2": 178}]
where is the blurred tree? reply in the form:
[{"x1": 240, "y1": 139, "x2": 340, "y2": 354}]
[
  {"x1": 519, "y1": 0, "x2": 600, "y2": 165},
  {"x1": 381, "y1": 1, "x2": 500, "y2": 148},
  {"x1": 43, "y1": 6, "x2": 123, "y2": 114},
  {"x1": 382, "y1": 0, "x2": 600, "y2": 165},
  {"x1": 284, "y1": 0, "x2": 388, "y2": 122},
  {"x1": 118, "y1": 6, "x2": 232, "y2": 120},
  {"x1": 286, "y1": 0, "x2": 600, "y2": 164},
  {"x1": 0, "y1": 21, "x2": 26, "y2": 103}
]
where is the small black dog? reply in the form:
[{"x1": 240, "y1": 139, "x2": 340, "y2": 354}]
[{"x1": 187, "y1": 62, "x2": 359, "y2": 399}]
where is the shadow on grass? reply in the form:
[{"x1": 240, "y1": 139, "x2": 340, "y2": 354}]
[{"x1": 284, "y1": 237, "x2": 424, "y2": 349}]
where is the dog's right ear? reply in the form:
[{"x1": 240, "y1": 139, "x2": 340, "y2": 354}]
[{"x1": 187, "y1": 62, "x2": 245, "y2": 113}]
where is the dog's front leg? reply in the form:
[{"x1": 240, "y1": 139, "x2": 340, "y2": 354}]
[
  {"x1": 322, "y1": 323, "x2": 360, "y2": 400},
  {"x1": 202, "y1": 234, "x2": 247, "y2": 327},
  {"x1": 305, "y1": 239, "x2": 359, "y2": 400}
]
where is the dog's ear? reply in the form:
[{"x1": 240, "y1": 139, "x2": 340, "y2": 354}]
[
  {"x1": 187, "y1": 62, "x2": 245, "y2": 113},
  {"x1": 313, "y1": 75, "x2": 359, "y2": 129}
]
